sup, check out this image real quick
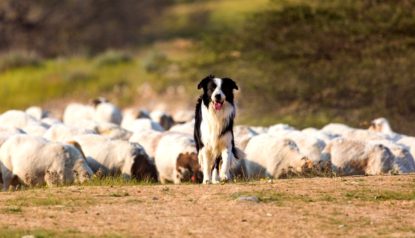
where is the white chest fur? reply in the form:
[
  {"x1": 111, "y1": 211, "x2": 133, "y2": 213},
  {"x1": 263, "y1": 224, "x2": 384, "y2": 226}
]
[{"x1": 200, "y1": 101, "x2": 234, "y2": 157}]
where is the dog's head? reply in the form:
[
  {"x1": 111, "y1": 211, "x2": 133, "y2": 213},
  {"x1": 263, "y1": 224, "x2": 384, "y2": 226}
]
[{"x1": 197, "y1": 75, "x2": 238, "y2": 111}]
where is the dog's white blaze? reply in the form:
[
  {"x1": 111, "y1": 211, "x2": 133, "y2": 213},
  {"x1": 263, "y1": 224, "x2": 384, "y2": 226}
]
[{"x1": 211, "y1": 78, "x2": 225, "y2": 102}]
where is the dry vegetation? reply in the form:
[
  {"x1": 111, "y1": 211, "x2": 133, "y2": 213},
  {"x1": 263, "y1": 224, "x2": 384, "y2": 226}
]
[{"x1": 0, "y1": 175, "x2": 414, "y2": 237}]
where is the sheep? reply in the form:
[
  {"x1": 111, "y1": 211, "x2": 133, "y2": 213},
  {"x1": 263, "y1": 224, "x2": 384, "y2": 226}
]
[
  {"x1": 368, "y1": 118, "x2": 401, "y2": 141},
  {"x1": 267, "y1": 123, "x2": 296, "y2": 135},
  {"x1": 323, "y1": 138, "x2": 394, "y2": 176},
  {"x1": 150, "y1": 110, "x2": 175, "y2": 130},
  {"x1": 370, "y1": 140, "x2": 415, "y2": 174},
  {"x1": 41, "y1": 117, "x2": 63, "y2": 127},
  {"x1": 25, "y1": 106, "x2": 49, "y2": 120},
  {"x1": 244, "y1": 134, "x2": 313, "y2": 179},
  {"x1": 173, "y1": 109, "x2": 194, "y2": 123},
  {"x1": 301, "y1": 127, "x2": 335, "y2": 143},
  {"x1": 168, "y1": 120, "x2": 194, "y2": 135},
  {"x1": 368, "y1": 117, "x2": 393, "y2": 134},
  {"x1": 92, "y1": 97, "x2": 123, "y2": 125},
  {"x1": 342, "y1": 129, "x2": 388, "y2": 141},
  {"x1": 129, "y1": 129, "x2": 163, "y2": 161},
  {"x1": 121, "y1": 118, "x2": 164, "y2": 133},
  {"x1": 93, "y1": 122, "x2": 132, "y2": 140},
  {"x1": 121, "y1": 108, "x2": 151, "y2": 130},
  {"x1": 73, "y1": 134, "x2": 158, "y2": 181},
  {"x1": 0, "y1": 127, "x2": 25, "y2": 146},
  {"x1": 154, "y1": 132, "x2": 202, "y2": 184},
  {"x1": 0, "y1": 135, "x2": 93, "y2": 190},
  {"x1": 43, "y1": 124, "x2": 96, "y2": 142},
  {"x1": 0, "y1": 110, "x2": 41, "y2": 129},
  {"x1": 267, "y1": 130, "x2": 331, "y2": 175},
  {"x1": 321, "y1": 123, "x2": 355, "y2": 137},
  {"x1": 250, "y1": 126, "x2": 268, "y2": 134},
  {"x1": 63, "y1": 103, "x2": 95, "y2": 126},
  {"x1": 233, "y1": 125, "x2": 258, "y2": 150},
  {"x1": 21, "y1": 124, "x2": 49, "y2": 137}
]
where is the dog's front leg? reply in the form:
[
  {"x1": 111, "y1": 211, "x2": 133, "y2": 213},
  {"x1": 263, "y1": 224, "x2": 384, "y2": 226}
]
[
  {"x1": 220, "y1": 147, "x2": 232, "y2": 182},
  {"x1": 199, "y1": 148, "x2": 211, "y2": 184}
]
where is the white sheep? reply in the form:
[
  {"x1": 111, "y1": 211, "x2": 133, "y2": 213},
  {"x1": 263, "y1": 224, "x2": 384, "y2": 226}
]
[
  {"x1": 0, "y1": 135, "x2": 93, "y2": 190},
  {"x1": 0, "y1": 110, "x2": 42, "y2": 129},
  {"x1": 73, "y1": 134, "x2": 158, "y2": 181},
  {"x1": 63, "y1": 103, "x2": 95, "y2": 126},
  {"x1": 150, "y1": 110, "x2": 175, "y2": 130},
  {"x1": 129, "y1": 129, "x2": 163, "y2": 161},
  {"x1": 154, "y1": 132, "x2": 202, "y2": 184},
  {"x1": 93, "y1": 97, "x2": 123, "y2": 125},
  {"x1": 233, "y1": 125, "x2": 258, "y2": 150},
  {"x1": 323, "y1": 138, "x2": 394, "y2": 176},
  {"x1": 0, "y1": 127, "x2": 25, "y2": 146},
  {"x1": 121, "y1": 118, "x2": 164, "y2": 133},
  {"x1": 43, "y1": 124, "x2": 96, "y2": 142},
  {"x1": 173, "y1": 109, "x2": 194, "y2": 123},
  {"x1": 368, "y1": 117, "x2": 393, "y2": 134},
  {"x1": 244, "y1": 134, "x2": 313, "y2": 179},
  {"x1": 321, "y1": 123, "x2": 355, "y2": 137},
  {"x1": 25, "y1": 106, "x2": 49, "y2": 120},
  {"x1": 168, "y1": 120, "x2": 194, "y2": 135},
  {"x1": 370, "y1": 140, "x2": 415, "y2": 174}
]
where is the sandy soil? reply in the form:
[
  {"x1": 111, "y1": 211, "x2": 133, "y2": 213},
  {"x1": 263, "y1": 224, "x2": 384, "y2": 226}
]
[{"x1": 0, "y1": 175, "x2": 414, "y2": 237}]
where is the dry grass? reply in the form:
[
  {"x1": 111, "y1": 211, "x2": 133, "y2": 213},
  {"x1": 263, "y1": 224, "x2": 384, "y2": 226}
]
[{"x1": 0, "y1": 175, "x2": 414, "y2": 237}]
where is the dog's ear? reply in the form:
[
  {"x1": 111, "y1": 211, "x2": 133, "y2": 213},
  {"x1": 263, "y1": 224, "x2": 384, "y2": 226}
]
[
  {"x1": 223, "y1": 77, "x2": 238, "y2": 90},
  {"x1": 197, "y1": 75, "x2": 214, "y2": 90}
]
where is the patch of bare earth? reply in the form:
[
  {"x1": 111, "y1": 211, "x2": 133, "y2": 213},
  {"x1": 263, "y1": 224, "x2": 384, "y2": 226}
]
[{"x1": 0, "y1": 175, "x2": 415, "y2": 237}]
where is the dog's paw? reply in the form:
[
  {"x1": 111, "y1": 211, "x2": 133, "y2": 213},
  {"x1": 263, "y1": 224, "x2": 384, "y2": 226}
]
[{"x1": 203, "y1": 180, "x2": 211, "y2": 185}]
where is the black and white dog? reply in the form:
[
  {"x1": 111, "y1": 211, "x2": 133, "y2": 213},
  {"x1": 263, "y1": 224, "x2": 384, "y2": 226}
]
[{"x1": 194, "y1": 75, "x2": 240, "y2": 184}]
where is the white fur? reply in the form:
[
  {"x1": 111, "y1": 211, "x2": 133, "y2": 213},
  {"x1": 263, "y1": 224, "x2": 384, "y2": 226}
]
[
  {"x1": 323, "y1": 138, "x2": 394, "y2": 176},
  {"x1": 169, "y1": 120, "x2": 194, "y2": 135},
  {"x1": 244, "y1": 134, "x2": 310, "y2": 179},
  {"x1": 0, "y1": 135, "x2": 92, "y2": 190},
  {"x1": 95, "y1": 101, "x2": 122, "y2": 125},
  {"x1": 233, "y1": 125, "x2": 258, "y2": 150},
  {"x1": 63, "y1": 103, "x2": 95, "y2": 125},
  {"x1": 154, "y1": 132, "x2": 197, "y2": 184},
  {"x1": 25, "y1": 106, "x2": 48, "y2": 120},
  {"x1": 72, "y1": 134, "x2": 151, "y2": 179},
  {"x1": 0, "y1": 110, "x2": 43, "y2": 129},
  {"x1": 122, "y1": 118, "x2": 164, "y2": 133},
  {"x1": 129, "y1": 129, "x2": 163, "y2": 161},
  {"x1": 43, "y1": 124, "x2": 96, "y2": 142}
]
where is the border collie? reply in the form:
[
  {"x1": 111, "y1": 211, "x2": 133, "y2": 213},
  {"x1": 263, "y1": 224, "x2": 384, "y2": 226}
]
[{"x1": 194, "y1": 75, "x2": 240, "y2": 184}]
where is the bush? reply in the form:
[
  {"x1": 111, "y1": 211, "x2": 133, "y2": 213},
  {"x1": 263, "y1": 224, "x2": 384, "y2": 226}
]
[
  {"x1": 94, "y1": 50, "x2": 132, "y2": 67},
  {"x1": 0, "y1": 51, "x2": 42, "y2": 72}
]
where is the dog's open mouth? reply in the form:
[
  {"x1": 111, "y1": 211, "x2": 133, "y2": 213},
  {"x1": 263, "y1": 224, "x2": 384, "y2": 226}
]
[{"x1": 213, "y1": 101, "x2": 224, "y2": 110}]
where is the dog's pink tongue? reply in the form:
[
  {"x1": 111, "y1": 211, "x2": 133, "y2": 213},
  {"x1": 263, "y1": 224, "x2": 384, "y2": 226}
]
[{"x1": 214, "y1": 102, "x2": 223, "y2": 110}]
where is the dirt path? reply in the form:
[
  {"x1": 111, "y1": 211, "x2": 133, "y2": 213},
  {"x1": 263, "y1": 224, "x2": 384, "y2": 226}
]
[{"x1": 0, "y1": 175, "x2": 414, "y2": 237}]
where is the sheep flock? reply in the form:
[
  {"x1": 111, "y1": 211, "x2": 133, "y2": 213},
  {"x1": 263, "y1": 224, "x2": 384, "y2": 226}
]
[{"x1": 0, "y1": 98, "x2": 414, "y2": 191}]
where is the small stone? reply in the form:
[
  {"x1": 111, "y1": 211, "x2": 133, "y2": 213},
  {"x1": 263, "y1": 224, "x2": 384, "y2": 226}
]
[
  {"x1": 152, "y1": 197, "x2": 159, "y2": 201},
  {"x1": 338, "y1": 224, "x2": 345, "y2": 228},
  {"x1": 266, "y1": 213, "x2": 272, "y2": 217},
  {"x1": 237, "y1": 196, "x2": 259, "y2": 203}
]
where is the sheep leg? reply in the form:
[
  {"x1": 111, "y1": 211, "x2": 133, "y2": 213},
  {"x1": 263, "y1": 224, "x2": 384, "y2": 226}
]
[{"x1": 1, "y1": 169, "x2": 13, "y2": 191}]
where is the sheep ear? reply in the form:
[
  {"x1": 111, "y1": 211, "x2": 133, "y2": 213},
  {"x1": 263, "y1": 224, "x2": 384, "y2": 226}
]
[
  {"x1": 222, "y1": 77, "x2": 238, "y2": 90},
  {"x1": 197, "y1": 75, "x2": 214, "y2": 90}
]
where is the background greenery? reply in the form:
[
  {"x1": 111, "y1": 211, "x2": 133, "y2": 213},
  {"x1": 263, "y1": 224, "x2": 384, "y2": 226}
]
[{"x1": 1, "y1": 0, "x2": 415, "y2": 134}]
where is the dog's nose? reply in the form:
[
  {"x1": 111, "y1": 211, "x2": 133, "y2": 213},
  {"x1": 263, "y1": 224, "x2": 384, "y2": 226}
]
[{"x1": 214, "y1": 94, "x2": 222, "y2": 101}]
